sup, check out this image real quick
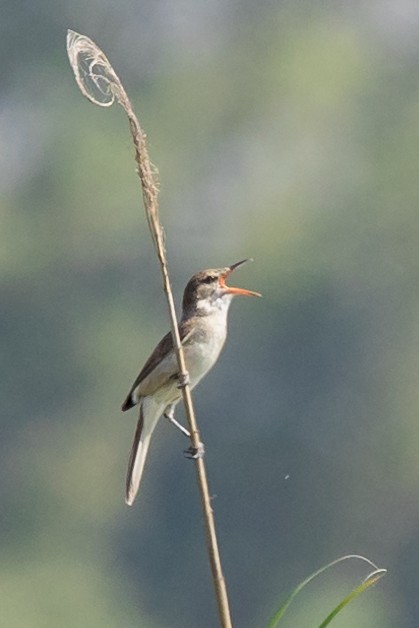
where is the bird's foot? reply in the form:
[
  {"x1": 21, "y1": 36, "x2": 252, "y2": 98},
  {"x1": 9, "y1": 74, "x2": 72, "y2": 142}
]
[
  {"x1": 184, "y1": 442, "x2": 205, "y2": 459},
  {"x1": 177, "y1": 371, "x2": 190, "y2": 389}
]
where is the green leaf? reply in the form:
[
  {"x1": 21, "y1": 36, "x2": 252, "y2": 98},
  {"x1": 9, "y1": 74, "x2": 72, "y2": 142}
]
[
  {"x1": 267, "y1": 554, "x2": 387, "y2": 628},
  {"x1": 318, "y1": 568, "x2": 387, "y2": 627}
]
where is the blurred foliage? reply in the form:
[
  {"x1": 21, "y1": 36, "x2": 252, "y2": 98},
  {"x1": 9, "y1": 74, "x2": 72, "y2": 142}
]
[
  {"x1": 2, "y1": 1, "x2": 419, "y2": 626},
  {"x1": 267, "y1": 555, "x2": 386, "y2": 627}
]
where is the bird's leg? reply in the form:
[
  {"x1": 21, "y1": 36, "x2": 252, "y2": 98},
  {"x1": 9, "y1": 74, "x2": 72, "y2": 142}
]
[
  {"x1": 163, "y1": 404, "x2": 205, "y2": 459},
  {"x1": 164, "y1": 404, "x2": 190, "y2": 438}
]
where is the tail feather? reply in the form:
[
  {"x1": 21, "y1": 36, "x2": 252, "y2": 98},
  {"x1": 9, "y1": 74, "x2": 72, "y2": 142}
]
[{"x1": 125, "y1": 398, "x2": 162, "y2": 505}]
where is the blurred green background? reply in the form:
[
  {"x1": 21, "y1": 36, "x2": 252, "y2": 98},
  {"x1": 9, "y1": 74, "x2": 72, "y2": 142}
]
[{"x1": 2, "y1": 1, "x2": 419, "y2": 626}]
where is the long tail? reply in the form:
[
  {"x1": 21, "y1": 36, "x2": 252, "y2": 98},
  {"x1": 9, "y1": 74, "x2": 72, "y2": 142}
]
[{"x1": 125, "y1": 397, "x2": 162, "y2": 506}]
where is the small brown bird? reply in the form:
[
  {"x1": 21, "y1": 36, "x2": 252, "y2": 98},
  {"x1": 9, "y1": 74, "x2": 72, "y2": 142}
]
[{"x1": 121, "y1": 259, "x2": 261, "y2": 505}]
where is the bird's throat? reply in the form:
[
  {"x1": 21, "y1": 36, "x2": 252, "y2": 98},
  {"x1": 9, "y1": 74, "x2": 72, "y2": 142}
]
[{"x1": 195, "y1": 294, "x2": 233, "y2": 317}]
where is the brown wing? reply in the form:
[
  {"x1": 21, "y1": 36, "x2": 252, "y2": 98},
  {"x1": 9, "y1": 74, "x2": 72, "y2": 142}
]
[
  {"x1": 121, "y1": 322, "x2": 194, "y2": 411},
  {"x1": 121, "y1": 331, "x2": 173, "y2": 411}
]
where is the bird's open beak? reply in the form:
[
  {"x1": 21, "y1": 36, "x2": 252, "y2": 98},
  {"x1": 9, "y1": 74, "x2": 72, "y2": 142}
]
[{"x1": 220, "y1": 259, "x2": 262, "y2": 297}]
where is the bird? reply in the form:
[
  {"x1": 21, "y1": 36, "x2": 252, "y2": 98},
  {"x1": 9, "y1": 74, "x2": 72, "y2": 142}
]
[{"x1": 121, "y1": 259, "x2": 261, "y2": 505}]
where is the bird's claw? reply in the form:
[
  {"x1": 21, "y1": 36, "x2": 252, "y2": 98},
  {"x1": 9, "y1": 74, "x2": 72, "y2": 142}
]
[
  {"x1": 177, "y1": 371, "x2": 190, "y2": 389},
  {"x1": 184, "y1": 442, "x2": 205, "y2": 459}
]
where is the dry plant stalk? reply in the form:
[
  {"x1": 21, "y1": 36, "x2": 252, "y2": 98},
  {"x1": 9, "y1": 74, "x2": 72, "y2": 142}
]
[{"x1": 66, "y1": 30, "x2": 233, "y2": 628}]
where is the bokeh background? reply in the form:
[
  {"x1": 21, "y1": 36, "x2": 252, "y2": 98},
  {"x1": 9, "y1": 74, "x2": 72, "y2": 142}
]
[{"x1": 2, "y1": 1, "x2": 419, "y2": 626}]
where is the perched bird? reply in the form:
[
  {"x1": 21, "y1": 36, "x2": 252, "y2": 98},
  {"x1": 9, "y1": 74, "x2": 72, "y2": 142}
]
[{"x1": 121, "y1": 259, "x2": 261, "y2": 505}]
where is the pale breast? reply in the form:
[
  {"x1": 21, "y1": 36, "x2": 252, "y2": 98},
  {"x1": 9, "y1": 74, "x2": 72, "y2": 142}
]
[{"x1": 182, "y1": 313, "x2": 227, "y2": 386}]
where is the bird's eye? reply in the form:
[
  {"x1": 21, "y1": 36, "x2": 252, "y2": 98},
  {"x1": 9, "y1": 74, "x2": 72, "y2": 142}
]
[{"x1": 204, "y1": 276, "x2": 215, "y2": 284}]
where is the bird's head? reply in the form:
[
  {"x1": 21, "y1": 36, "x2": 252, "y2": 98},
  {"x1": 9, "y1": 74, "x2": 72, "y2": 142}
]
[{"x1": 182, "y1": 259, "x2": 261, "y2": 316}]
